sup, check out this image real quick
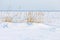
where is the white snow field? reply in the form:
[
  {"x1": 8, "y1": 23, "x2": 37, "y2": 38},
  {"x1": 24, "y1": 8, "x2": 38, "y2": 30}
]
[{"x1": 0, "y1": 22, "x2": 60, "y2": 40}]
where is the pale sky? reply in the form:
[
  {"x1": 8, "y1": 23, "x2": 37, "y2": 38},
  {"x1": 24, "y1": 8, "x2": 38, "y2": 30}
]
[{"x1": 0, "y1": 0, "x2": 60, "y2": 10}]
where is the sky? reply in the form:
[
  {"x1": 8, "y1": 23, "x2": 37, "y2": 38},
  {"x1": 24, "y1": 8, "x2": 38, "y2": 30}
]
[{"x1": 0, "y1": 0, "x2": 60, "y2": 10}]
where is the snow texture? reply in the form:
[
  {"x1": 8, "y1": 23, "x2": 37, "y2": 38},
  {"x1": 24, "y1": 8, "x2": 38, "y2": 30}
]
[{"x1": 0, "y1": 22, "x2": 60, "y2": 40}]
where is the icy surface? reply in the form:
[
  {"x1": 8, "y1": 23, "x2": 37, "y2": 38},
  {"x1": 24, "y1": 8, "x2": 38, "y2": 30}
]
[{"x1": 0, "y1": 22, "x2": 60, "y2": 40}]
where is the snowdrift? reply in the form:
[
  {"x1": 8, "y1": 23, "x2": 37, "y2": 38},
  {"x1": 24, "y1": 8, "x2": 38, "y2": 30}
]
[{"x1": 0, "y1": 22, "x2": 60, "y2": 40}]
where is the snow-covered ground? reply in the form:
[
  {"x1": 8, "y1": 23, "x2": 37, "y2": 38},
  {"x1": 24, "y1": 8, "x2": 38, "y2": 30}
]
[{"x1": 0, "y1": 22, "x2": 60, "y2": 40}]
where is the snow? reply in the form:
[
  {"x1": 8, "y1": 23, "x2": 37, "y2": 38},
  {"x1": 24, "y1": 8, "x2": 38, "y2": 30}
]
[{"x1": 0, "y1": 22, "x2": 60, "y2": 40}]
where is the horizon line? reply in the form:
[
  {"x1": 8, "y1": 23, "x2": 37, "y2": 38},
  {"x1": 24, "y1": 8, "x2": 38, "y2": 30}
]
[{"x1": 0, "y1": 10, "x2": 60, "y2": 12}]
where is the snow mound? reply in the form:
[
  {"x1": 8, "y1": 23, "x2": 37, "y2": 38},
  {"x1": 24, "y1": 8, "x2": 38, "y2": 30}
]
[
  {"x1": 0, "y1": 22, "x2": 51, "y2": 29},
  {"x1": 0, "y1": 22, "x2": 60, "y2": 40}
]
